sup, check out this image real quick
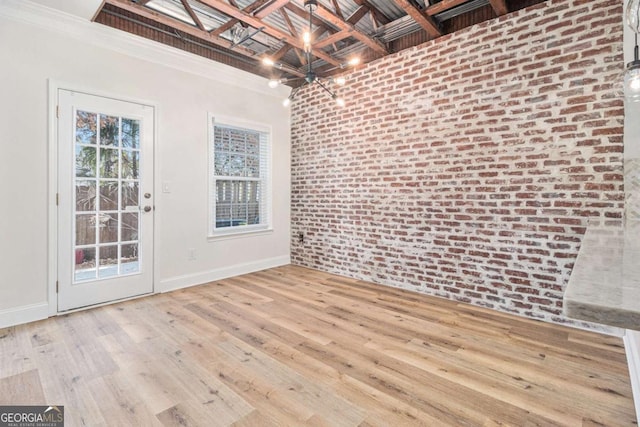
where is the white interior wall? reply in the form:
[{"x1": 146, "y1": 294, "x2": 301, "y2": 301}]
[
  {"x1": 625, "y1": 0, "x2": 640, "y2": 159},
  {"x1": 0, "y1": 1, "x2": 291, "y2": 326}
]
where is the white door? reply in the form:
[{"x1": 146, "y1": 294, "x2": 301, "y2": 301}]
[{"x1": 57, "y1": 90, "x2": 154, "y2": 311}]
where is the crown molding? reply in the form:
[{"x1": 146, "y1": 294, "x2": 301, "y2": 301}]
[{"x1": 0, "y1": 0, "x2": 290, "y2": 98}]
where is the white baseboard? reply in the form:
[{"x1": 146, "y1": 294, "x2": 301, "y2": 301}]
[
  {"x1": 158, "y1": 256, "x2": 291, "y2": 293},
  {"x1": 0, "y1": 302, "x2": 49, "y2": 329},
  {"x1": 624, "y1": 330, "x2": 640, "y2": 421}
]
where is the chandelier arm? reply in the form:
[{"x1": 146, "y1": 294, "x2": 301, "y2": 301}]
[
  {"x1": 315, "y1": 78, "x2": 337, "y2": 98},
  {"x1": 290, "y1": 85, "x2": 304, "y2": 100}
]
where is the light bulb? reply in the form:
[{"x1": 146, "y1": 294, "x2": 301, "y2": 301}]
[
  {"x1": 262, "y1": 57, "x2": 275, "y2": 67},
  {"x1": 627, "y1": 0, "x2": 640, "y2": 33},
  {"x1": 335, "y1": 97, "x2": 345, "y2": 107},
  {"x1": 347, "y1": 57, "x2": 360, "y2": 66},
  {"x1": 268, "y1": 79, "x2": 280, "y2": 88},
  {"x1": 626, "y1": 66, "x2": 640, "y2": 102},
  {"x1": 303, "y1": 31, "x2": 311, "y2": 44},
  {"x1": 334, "y1": 76, "x2": 346, "y2": 86},
  {"x1": 283, "y1": 98, "x2": 291, "y2": 107}
]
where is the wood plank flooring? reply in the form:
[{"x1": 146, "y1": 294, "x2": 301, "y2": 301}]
[{"x1": 0, "y1": 265, "x2": 636, "y2": 426}]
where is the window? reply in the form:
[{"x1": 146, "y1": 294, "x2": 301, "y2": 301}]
[{"x1": 209, "y1": 115, "x2": 271, "y2": 237}]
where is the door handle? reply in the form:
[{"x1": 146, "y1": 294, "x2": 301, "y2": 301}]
[{"x1": 143, "y1": 206, "x2": 152, "y2": 213}]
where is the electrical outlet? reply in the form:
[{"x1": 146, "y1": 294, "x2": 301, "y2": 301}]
[{"x1": 188, "y1": 248, "x2": 196, "y2": 260}]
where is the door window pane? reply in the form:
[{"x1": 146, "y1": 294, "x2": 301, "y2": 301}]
[
  {"x1": 122, "y1": 150, "x2": 140, "y2": 179},
  {"x1": 99, "y1": 182, "x2": 119, "y2": 211},
  {"x1": 75, "y1": 146, "x2": 97, "y2": 178},
  {"x1": 100, "y1": 148, "x2": 119, "y2": 179},
  {"x1": 121, "y1": 213, "x2": 138, "y2": 242},
  {"x1": 100, "y1": 115, "x2": 119, "y2": 146},
  {"x1": 76, "y1": 111, "x2": 97, "y2": 145},
  {"x1": 74, "y1": 247, "x2": 96, "y2": 282},
  {"x1": 98, "y1": 213, "x2": 118, "y2": 244},
  {"x1": 122, "y1": 181, "x2": 139, "y2": 209},
  {"x1": 75, "y1": 214, "x2": 96, "y2": 245},
  {"x1": 98, "y1": 245, "x2": 118, "y2": 278},
  {"x1": 122, "y1": 118, "x2": 140, "y2": 149},
  {"x1": 76, "y1": 180, "x2": 96, "y2": 212},
  {"x1": 120, "y1": 244, "x2": 139, "y2": 274}
]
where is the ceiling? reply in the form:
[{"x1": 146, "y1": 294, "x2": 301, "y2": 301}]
[{"x1": 95, "y1": 0, "x2": 545, "y2": 85}]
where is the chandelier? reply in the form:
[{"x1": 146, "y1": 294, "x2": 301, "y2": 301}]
[
  {"x1": 262, "y1": 0, "x2": 359, "y2": 107},
  {"x1": 626, "y1": 0, "x2": 640, "y2": 102}
]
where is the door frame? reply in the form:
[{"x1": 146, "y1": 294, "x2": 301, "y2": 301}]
[{"x1": 47, "y1": 80, "x2": 160, "y2": 315}]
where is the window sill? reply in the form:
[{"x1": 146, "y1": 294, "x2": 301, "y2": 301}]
[{"x1": 208, "y1": 227, "x2": 273, "y2": 242}]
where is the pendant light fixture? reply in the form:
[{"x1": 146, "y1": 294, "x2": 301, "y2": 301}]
[
  {"x1": 263, "y1": 0, "x2": 359, "y2": 108},
  {"x1": 626, "y1": 0, "x2": 640, "y2": 102}
]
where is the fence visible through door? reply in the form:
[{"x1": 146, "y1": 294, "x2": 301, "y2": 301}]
[{"x1": 57, "y1": 90, "x2": 154, "y2": 311}]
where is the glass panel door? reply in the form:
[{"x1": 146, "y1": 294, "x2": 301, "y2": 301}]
[{"x1": 57, "y1": 90, "x2": 154, "y2": 311}]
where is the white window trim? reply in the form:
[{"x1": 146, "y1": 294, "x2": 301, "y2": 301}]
[{"x1": 208, "y1": 113, "x2": 273, "y2": 240}]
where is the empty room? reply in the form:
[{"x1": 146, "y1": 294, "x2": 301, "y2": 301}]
[{"x1": 1, "y1": 0, "x2": 639, "y2": 425}]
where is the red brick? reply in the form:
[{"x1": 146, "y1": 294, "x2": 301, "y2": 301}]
[{"x1": 290, "y1": 0, "x2": 624, "y2": 329}]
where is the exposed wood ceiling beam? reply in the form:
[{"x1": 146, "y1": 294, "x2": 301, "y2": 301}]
[
  {"x1": 272, "y1": 44, "x2": 292, "y2": 61},
  {"x1": 330, "y1": 0, "x2": 344, "y2": 20},
  {"x1": 179, "y1": 0, "x2": 205, "y2": 31},
  {"x1": 314, "y1": 3, "x2": 388, "y2": 54},
  {"x1": 210, "y1": 0, "x2": 270, "y2": 37},
  {"x1": 98, "y1": 0, "x2": 532, "y2": 85},
  {"x1": 314, "y1": 30, "x2": 350, "y2": 49},
  {"x1": 254, "y1": 0, "x2": 290, "y2": 19},
  {"x1": 279, "y1": 8, "x2": 298, "y2": 37},
  {"x1": 352, "y1": 0, "x2": 391, "y2": 25},
  {"x1": 424, "y1": 0, "x2": 469, "y2": 16},
  {"x1": 198, "y1": 0, "x2": 342, "y2": 66},
  {"x1": 346, "y1": 5, "x2": 369, "y2": 25},
  {"x1": 488, "y1": 0, "x2": 509, "y2": 16},
  {"x1": 104, "y1": 0, "x2": 257, "y2": 56},
  {"x1": 392, "y1": 0, "x2": 441, "y2": 37},
  {"x1": 369, "y1": 10, "x2": 378, "y2": 30},
  {"x1": 283, "y1": 3, "x2": 328, "y2": 28}
]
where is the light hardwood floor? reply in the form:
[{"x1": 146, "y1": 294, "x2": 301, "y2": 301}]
[{"x1": 0, "y1": 265, "x2": 636, "y2": 426}]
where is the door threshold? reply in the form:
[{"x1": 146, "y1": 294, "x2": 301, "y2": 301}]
[{"x1": 57, "y1": 291, "x2": 155, "y2": 315}]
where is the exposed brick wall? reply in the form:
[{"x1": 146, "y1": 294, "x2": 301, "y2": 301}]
[{"x1": 290, "y1": 0, "x2": 624, "y2": 326}]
